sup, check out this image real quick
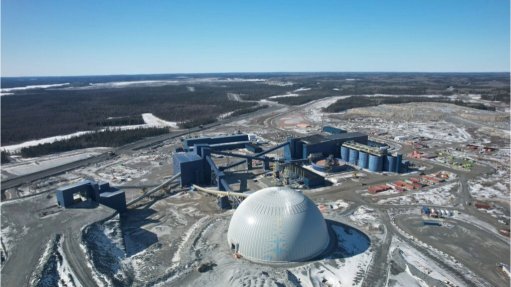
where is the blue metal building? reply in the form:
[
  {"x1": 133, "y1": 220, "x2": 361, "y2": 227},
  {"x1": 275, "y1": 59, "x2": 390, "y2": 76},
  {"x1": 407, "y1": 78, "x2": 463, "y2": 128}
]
[
  {"x1": 184, "y1": 134, "x2": 249, "y2": 151},
  {"x1": 245, "y1": 143, "x2": 263, "y2": 153},
  {"x1": 395, "y1": 154, "x2": 403, "y2": 173},
  {"x1": 173, "y1": 152, "x2": 209, "y2": 186},
  {"x1": 322, "y1": 126, "x2": 346, "y2": 134},
  {"x1": 55, "y1": 180, "x2": 126, "y2": 212},
  {"x1": 99, "y1": 189, "x2": 127, "y2": 212}
]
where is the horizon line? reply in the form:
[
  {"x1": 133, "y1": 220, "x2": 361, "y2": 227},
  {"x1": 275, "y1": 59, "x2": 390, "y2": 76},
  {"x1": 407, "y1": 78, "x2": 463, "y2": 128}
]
[{"x1": 1, "y1": 70, "x2": 510, "y2": 78}]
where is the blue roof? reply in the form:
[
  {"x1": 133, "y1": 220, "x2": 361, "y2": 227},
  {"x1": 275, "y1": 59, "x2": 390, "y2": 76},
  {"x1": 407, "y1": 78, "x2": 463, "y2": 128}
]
[
  {"x1": 174, "y1": 152, "x2": 202, "y2": 163},
  {"x1": 99, "y1": 189, "x2": 125, "y2": 197}
]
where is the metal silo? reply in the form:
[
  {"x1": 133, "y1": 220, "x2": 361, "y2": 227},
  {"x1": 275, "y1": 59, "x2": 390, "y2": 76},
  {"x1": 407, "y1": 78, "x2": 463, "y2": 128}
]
[
  {"x1": 358, "y1": 151, "x2": 368, "y2": 169},
  {"x1": 340, "y1": 146, "x2": 350, "y2": 162},
  {"x1": 386, "y1": 155, "x2": 396, "y2": 172},
  {"x1": 348, "y1": 148, "x2": 359, "y2": 165},
  {"x1": 395, "y1": 154, "x2": 403, "y2": 173},
  {"x1": 368, "y1": 154, "x2": 383, "y2": 172}
]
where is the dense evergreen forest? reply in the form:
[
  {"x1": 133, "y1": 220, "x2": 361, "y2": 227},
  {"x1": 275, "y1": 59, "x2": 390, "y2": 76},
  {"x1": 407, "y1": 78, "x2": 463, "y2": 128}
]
[
  {"x1": 2, "y1": 73, "x2": 508, "y2": 147},
  {"x1": 1, "y1": 84, "x2": 257, "y2": 145}
]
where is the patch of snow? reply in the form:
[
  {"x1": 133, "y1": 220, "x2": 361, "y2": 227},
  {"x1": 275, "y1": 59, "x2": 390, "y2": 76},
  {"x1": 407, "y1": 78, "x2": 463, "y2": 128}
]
[
  {"x1": 294, "y1": 87, "x2": 311, "y2": 92},
  {"x1": 2, "y1": 148, "x2": 109, "y2": 176},
  {"x1": 2, "y1": 117, "x2": 174, "y2": 153},
  {"x1": 468, "y1": 169, "x2": 510, "y2": 201},
  {"x1": 268, "y1": 93, "x2": 300, "y2": 99},
  {"x1": 1, "y1": 83, "x2": 70, "y2": 93},
  {"x1": 142, "y1": 113, "x2": 179, "y2": 128},
  {"x1": 2, "y1": 131, "x2": 93, "y2": 153},
  {"x1": 377, "y1": 182, "x2": 458, "y2": 206},
  {"x1": 290, "y1": 224, "x2": 373, "y2": 287},
  {"x1": 349, "y1": 206, "x2": 383, "y2": 232},
  {"x1": 389, "y1": 237, "x2": 464, "y2": 287},
  {"x1": 218, "y1": 111, "x2": 234, "y2": 120}
]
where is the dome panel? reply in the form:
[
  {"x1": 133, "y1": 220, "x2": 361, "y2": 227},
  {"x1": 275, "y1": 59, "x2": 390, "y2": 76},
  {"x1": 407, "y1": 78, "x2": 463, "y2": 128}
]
[{"x1": 227, "y1": 187, "x2": 330, "y2": 263}]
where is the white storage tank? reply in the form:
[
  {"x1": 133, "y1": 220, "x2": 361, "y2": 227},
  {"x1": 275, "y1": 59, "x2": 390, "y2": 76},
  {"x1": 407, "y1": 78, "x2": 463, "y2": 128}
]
[{"x1": 227, "y1": 187, "x2": 330, "y2": 263}]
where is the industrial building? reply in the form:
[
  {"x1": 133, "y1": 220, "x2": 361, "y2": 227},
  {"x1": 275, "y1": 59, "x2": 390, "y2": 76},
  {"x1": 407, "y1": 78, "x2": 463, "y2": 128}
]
[
  {"x1": 284, "y1": 132, "x2": 368, "y2": 161},
  {"x1": 183, "y1": 134, "x2": 249, "y2": 151},
  {"x1": 173, "y1": 136, "x2": 285, "y2": 191},
  {"x1": 341, "y1": 141, "x2": 402, "y2": 173},
  {"x1": 56, "y1": 180, "x2": 126, "y2": 212},
  {"x1": 322, "y1": 125, "x2": 346, "y2": 134},
  {"x1": 227, "y1": 187, "x2": 330, "y2": 263},
  {"x1": 174, "y1": 128, "x2": 404, "y2": 204}
]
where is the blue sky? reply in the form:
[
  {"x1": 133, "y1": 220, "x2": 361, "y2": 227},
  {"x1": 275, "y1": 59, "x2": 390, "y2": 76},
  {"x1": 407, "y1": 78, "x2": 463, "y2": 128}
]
[{"x1": 1, "y1": 0, "x2": 509, "y2": 76}]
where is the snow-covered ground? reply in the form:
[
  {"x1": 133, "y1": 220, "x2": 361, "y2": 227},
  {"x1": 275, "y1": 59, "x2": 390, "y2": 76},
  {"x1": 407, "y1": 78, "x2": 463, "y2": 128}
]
[
  {"x1": 468, "y1": 169, "x2": 510, "y2": 202},
  {"x1": 62, "y1": 78, "x2": 266, "y2": 90},
  {"x1": 2, "y1": 148, "x2": 110, "y2": 177},
  {"x1": 2, "y1": 113, "x2": 179, "y2": 153},
  {"x1": 294, "y1": 87, "x2": 311, "y2": 92},
  {"x1": 268, "y1": 93, "x2": 300, "y2": 99},
  {"x1": 392, "y1": 121, "x2": 471, "y2": 143},
  {"x1": 377, "y1": 182, "x2": 458, "y2": 206},
  {"x1": 387, "y1": 237, "x2": 465, "y2": 287},
  {"x1": 30, "y1": 235, "x2": 82, "y2": 287},
  {"x1": 303, "y1": 96, "x2": 351, "y2": 123},
  {"x1": 78, "y1": 150, "x2": 170, "y2": 185},
  {"x1": 289, "y1": 223, "x2": 374, "y2": 287},
  {"x1": 1, "y1": 83, "x2": 70, "y2": 94},
  {"x1": 348, "y1": 206, "x2": 384, "y2": 233},
  {"x1": 142, "y1": 113, "x2": 179, "y2": 128},
  {"x1": 2, "y1": 131, "x2": 94, "y2": 153}
]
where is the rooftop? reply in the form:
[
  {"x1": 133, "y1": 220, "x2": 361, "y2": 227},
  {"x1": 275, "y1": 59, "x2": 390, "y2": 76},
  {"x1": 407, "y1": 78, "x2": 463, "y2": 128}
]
[{"x1": 174, "y1": 152, "x2": 202, "y2": 162}]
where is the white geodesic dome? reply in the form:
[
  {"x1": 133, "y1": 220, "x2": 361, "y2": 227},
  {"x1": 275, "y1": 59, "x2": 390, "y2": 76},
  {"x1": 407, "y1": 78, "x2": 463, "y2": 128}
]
[{"x1": 227, "y1": 186, "x2": 330, "y2": 263}]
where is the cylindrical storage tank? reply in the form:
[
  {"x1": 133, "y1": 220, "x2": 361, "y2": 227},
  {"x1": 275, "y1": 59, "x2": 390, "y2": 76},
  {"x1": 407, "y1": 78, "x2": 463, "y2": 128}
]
[
  {"x1": 368, "y1": 154, "x2": 383, "y2": 172},
  {"x1": 386, "y1": 155, "x2": 396, "y2": 172},
  {"x1": 395, "y1": 154, "x2": 403, "y2": 173},
  {"x1": 348, "y1": 148, "x2": 359, "y2": 165},
  {"x1": 358, "y1": 151, "x2": 368, "y2": 169},
  {"x1": 340, "y1": 146, "x2": 350, "y2": 162}
]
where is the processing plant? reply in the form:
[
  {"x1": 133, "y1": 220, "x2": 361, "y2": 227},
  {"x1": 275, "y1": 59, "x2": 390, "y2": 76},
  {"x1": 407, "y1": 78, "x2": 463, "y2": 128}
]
[{"x1": 173, "y1": 129, "x2": 404, "y2": 201}]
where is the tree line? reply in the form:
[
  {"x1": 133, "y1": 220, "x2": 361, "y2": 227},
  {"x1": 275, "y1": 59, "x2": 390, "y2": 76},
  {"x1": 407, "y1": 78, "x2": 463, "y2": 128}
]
[{"x1": 19, "y1": 128, "x2": 169, "y2": 158}]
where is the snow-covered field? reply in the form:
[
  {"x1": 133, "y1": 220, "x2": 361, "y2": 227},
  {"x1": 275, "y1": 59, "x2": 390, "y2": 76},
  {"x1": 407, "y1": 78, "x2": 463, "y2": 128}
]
[
  {"x1": 268, "y1": 93, "x2": 300, "y2": 99},
  {"x1": 348, "y1": 206, "x2": 384, "y2": 233},
  {"x1": 304, "y1": 96, "x2": 351, "y2": 123},
  {"x1": 377, "y1": 182, "x2": 458, "y2": 206},
  {"x1": 78, "y1": 150, "x2": 170, "y2": 185},
  {"x1": 142, "y1": 113, "x2": 179, "y2": 128},
  {"x1": 469, "y1": 169, "x2": 510, "y2": 202},
  {"x1": 1, "y1": 83, "x2": 70, "y2": 94},
  {"x1": 2, "y1": 131, "x2": 95, "y2": 153},
  {"x1": 387, "y1": 237, "x2": 465, "y2": 287},
  {"x1": 2, "y1": 148, "x2": 110, "y2": 177},
  {"x1": 2, "y1": 113, "x2": 178, "y2": 153},
  {"x1": 30, "y1": 235, "x2": 82, "y2": 287},
  {"x1": 290, "y1": 223, "x2": 373, "y2": 287}
]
